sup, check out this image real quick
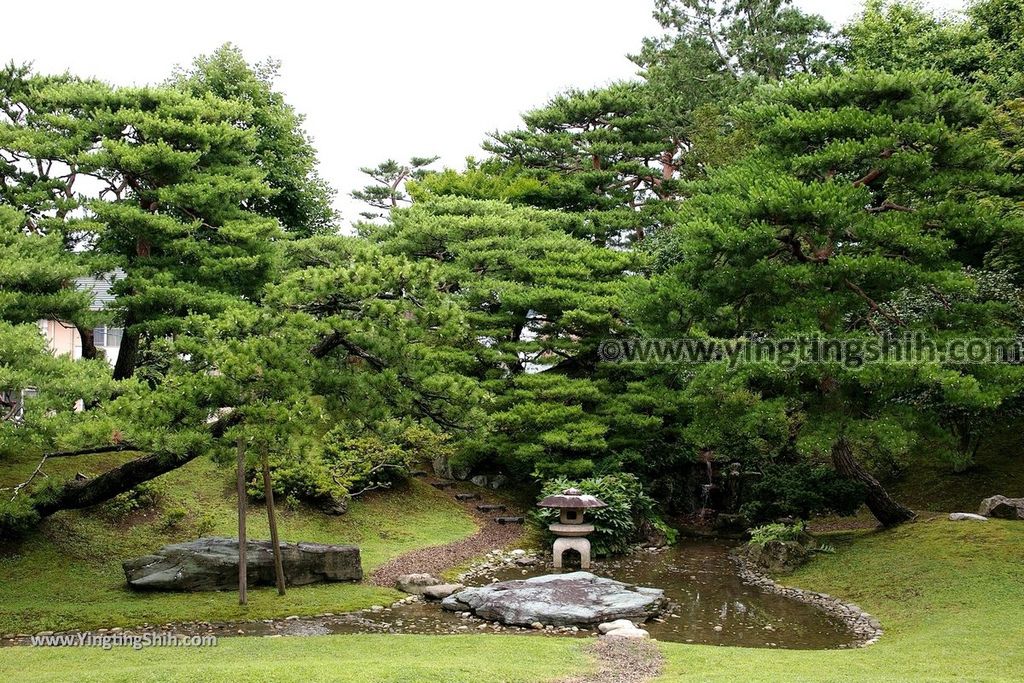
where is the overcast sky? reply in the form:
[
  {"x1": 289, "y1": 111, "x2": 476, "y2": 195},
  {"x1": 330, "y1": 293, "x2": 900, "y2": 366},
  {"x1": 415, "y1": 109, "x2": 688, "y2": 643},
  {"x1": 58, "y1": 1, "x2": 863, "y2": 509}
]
[{"x1": 6, "y1": 0, "x2": 964, "y2": 227}]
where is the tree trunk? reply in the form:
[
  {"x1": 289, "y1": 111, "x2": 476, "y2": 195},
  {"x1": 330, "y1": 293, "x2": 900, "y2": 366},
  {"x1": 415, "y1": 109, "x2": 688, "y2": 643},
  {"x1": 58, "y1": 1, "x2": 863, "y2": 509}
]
[
  {"x1": 31, "y1": 449, "x2": 200, "y2": 519},
  {"x1": 112, "y1": 327, "x2": 139, "y2": 380},
  {"x1": 236, "y1": 439, "x2": 248, "y2": 606},
  {"x1": 261, "y1": 447, "x2": 286, "y2": 596},
  {"x1": 831, "y1": 437, "x2": 915, "y2": 527},
  {"x1": 76, "y1": 325, "x2": 98, "y2": 361},
  {"x1": 27, "y1": 413, "x2": 238, "y2": 522}
]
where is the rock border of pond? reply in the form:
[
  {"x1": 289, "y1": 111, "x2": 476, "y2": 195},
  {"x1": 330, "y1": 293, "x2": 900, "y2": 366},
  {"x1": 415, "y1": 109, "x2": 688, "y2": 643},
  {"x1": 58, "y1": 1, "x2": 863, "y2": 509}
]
[{"x1": 730, "y1": 552, "x2": 882, "y2": 647}]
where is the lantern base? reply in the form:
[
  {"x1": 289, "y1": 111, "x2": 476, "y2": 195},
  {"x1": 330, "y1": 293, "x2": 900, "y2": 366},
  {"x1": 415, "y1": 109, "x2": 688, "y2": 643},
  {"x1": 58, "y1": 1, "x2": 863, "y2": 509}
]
[{"x1": 553, "y1": 537, "x2": 592, "y2": 570}]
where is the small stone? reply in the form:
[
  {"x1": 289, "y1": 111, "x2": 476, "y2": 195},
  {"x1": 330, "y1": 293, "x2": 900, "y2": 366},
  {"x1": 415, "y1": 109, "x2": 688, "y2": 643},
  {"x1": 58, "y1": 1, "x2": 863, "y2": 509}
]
[
  {"x1": 421, "y1": 583, "x2": 464, "y2": 601},
  {"x1": 394, "y1": 573, "x2": 443, "y2": 595},
  {"x1": 713, "y1": 625, "x2": 723, "y2": 632},
  {"x1": 949, "y1": 512, "x2": 988, "y2": 522},
  {"x1": 598, "y1": 619, "x2": 635, "y2": 634},
  {"x1": 531, "y1": 622, "x2": 544, "y2": 630},
  {"x1": 285, "y1": 615, "x2": 300, "y2": 621}
]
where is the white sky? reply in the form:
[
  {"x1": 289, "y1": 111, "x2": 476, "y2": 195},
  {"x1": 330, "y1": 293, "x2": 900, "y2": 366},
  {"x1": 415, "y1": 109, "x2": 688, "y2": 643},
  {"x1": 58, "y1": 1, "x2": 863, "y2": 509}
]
[{"x1": 5, "y1": 0, "x2": 964, "y2": 228}]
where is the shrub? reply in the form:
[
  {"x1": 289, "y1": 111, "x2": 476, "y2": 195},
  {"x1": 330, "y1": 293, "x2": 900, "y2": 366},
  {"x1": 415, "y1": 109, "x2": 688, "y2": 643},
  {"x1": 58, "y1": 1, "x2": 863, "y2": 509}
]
[
  {"x1": 740, "y1": 462, "x2": 865, "y2": 524},
  {"x1": 247, "y1": 422, "x2": 439, "y2": 510},
  {"x1": 533, "y1": 473, "x2": 673, "y2": 556},
  {"x1": 0, "y1": 496, "x2": 40, "y2": 540},
  {"x1": 159, "y1": 507, "x2": 188, "y2": 531},
  {"x1": 195, "y1": 512, "x2": 217, "y2": 537},
  {"x1": 748, "y1": 520, "x2": 807, "y2": 546},
  {"x1": 99, "y1": 480, "x2": 162, "y2": 520}
]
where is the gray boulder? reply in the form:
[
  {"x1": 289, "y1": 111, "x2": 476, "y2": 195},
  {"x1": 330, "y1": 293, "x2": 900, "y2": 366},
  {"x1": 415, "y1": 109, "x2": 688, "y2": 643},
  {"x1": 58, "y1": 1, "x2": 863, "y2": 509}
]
[
  {"x1": 441, "y1": 571, "x2": 666, "y2": 626},
  {"x1": 421, "y1": 583, "x2": 464, "y2": 600},
  {"x1": 395, "y1": 573, "x2": 443, "y2": 595},
  {"x1": 979, "y1": 495, "x2": 1024, "y2": 520},
  {"x1": 740, "y1": 539, "x2": 812, "y2": 573},
  {"x1": 123, "y1": 538, "x2": 361, "y2": 591}
]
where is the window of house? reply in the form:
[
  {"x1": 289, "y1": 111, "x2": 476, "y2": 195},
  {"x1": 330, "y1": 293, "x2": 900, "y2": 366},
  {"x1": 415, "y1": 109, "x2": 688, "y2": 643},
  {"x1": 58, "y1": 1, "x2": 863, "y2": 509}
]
[{"x1": 94, "y1": 327, "x2": 123, "y2": 348}]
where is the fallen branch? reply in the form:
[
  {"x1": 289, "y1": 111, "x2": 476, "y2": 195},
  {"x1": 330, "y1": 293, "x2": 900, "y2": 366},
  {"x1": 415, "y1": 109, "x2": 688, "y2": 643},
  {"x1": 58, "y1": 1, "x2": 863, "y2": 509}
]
[{"x1": 9, "y1": 456, "x2": 48, "y2": 501}]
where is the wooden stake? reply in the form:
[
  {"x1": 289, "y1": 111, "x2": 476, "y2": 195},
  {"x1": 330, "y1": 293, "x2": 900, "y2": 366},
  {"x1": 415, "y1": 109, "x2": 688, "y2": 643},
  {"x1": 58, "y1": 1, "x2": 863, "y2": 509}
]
[
  {"x1": 236, "y1": 438, "x2": 248, "y2": 606},
  {"x1": 261, "y1": 447, "x2": 286, "y2": 596}
]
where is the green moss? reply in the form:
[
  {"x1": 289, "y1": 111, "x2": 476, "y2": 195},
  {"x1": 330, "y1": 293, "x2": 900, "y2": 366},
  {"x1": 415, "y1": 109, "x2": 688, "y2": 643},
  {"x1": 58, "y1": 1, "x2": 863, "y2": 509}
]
[{"x1": 0, "y1": 456, "x2": 477, "y2": 633}]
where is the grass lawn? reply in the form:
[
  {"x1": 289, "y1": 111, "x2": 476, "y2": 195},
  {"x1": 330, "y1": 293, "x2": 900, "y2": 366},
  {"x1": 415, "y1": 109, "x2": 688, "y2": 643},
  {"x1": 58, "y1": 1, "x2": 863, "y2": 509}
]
[
  {"x1": 891, "y1": 424, "x2": 1024, "y2": 513},
  {"x1": 0, "y1": 634, "x2": 591, "y2": 683},
  {"x1": 656, "y1": 517, "x2": 1024, "y2": 682},
  {"x1": 0, "y1": 455, "x2": 477, "y2": 634},
  {"x1": 3, "y1": 451, "x2": 1023, "y2": 682}
]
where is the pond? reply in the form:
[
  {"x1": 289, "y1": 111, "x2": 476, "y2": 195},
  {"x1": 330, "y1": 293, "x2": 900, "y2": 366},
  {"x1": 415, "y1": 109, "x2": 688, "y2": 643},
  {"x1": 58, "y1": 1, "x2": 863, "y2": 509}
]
[
  {"x1": 3, "y1": 539, "x2": 854, "y2": 649},
  {"x1": 287, "y1": 539, "x2": 854, "y2": 649}
]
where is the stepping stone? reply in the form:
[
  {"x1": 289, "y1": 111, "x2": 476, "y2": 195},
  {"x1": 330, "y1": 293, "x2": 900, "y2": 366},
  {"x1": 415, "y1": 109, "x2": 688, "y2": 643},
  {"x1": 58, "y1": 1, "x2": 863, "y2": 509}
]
[
  {"x1": 495, "y1": 516, "x2": 524, "y2": 525},
  {"x1": 477, "y1": 504, "x2": 506, "y2": 512},
  {"x1": 455, "y1": 493, "x2": 481, "y2": 501},
  {"x1": 409, "y1": 470, "x2": 429, "y2": 478},
  {"x1": 431, "y1": 481, "x2": 457, "y2": 489}
]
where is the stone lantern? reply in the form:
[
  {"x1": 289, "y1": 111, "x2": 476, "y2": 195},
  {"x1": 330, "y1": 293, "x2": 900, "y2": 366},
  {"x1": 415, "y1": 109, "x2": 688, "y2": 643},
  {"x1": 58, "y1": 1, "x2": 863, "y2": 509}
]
[{"x1": 537, "y1": 487, "x2": 607, "y2": 570}]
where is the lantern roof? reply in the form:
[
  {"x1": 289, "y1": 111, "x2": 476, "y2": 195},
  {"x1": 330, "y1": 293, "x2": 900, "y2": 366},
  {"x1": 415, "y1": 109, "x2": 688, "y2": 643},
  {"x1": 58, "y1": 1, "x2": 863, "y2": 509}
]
[{"x1": 537, "y1": 487, "x2": 607, "y2": 509}]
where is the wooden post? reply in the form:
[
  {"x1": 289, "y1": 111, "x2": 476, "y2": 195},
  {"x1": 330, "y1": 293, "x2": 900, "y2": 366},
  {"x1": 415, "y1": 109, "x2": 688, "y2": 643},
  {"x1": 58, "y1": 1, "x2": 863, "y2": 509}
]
[
  {"x1": 236, "y1": 438, "x2": 248, "y2": 606},
  {"x1": 261, "y1": 447, "x2": 287, "y2": 596}
]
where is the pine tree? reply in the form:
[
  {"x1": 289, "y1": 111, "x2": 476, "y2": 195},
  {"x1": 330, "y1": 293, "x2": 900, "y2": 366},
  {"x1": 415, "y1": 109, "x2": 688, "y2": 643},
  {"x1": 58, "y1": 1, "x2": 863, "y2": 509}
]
[{"x1": 638, "y1": 69, "x2": 1024, "y2": 526}]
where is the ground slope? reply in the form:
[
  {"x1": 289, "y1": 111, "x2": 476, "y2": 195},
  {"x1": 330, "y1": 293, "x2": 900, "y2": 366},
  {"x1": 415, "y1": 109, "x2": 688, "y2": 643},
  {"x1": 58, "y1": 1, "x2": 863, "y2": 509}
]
[{"x1": 0, "y1": 455, "x2": 477, "y2": 633}]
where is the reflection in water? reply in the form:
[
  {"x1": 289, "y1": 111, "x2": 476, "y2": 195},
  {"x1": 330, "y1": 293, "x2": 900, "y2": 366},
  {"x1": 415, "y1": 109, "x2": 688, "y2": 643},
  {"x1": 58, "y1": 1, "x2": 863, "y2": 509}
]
[{"x1": 579, "y1": 539, "x2": 852, "y2": 648}]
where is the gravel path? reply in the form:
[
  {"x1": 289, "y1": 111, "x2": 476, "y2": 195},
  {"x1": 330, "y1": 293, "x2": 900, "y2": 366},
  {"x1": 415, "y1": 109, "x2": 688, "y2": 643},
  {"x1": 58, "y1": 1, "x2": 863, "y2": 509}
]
[
  {"x1": 370, "y1": 478, "x2": 525, "y2": 587},
  {"x1": 558, "y1": 638, "x2": 665, "y2": 683}
]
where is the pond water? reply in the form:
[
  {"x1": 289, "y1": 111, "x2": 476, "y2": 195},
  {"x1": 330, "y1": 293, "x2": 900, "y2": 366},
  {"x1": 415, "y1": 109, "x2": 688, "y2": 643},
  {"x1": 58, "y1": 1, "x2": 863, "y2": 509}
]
[{"x1": 303, "y1": 539, "x2": 854, "y2": 649}]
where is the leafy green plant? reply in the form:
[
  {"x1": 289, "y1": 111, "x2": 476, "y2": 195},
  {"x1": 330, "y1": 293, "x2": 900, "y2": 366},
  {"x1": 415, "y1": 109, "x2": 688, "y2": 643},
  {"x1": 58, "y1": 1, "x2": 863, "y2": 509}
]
[
  {"x1": 98, "y1": 481, "x2": 162, "y2": 521},
  {"x1": 533, "y1": 473, "x2": 673, "y2": 556},
  {"x1": 159, "y1": 507, "x2": 187, "y2": 532},
  {"x1": 246, "y1": 422, "x2": 439, "y2": 511},
  {"x1": 195, "y1": 512, "x2": 217, "y2": 537},
  {"x1": 748, "y1": 520, "x2": 807, "y2": 546},
  {"x1": 0, "y1": 496, "x2": 41, "y2": 540}
]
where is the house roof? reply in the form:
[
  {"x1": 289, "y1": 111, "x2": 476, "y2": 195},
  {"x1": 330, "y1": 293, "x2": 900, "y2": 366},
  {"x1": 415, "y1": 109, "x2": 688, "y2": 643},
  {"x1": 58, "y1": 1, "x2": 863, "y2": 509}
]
[{"x1": 73, "y1": 270, "x2": 124, "y2": 311}]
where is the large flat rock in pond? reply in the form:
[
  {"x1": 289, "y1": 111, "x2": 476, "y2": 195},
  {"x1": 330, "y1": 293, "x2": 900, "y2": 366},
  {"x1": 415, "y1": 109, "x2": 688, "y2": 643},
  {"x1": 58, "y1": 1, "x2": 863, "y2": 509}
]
[
  {"x1": 123, "y1": 537, "x2": 362, "y2": 591},
  {"x1": 441, "y1": 571, "x2": 666, "y2": 626}
]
